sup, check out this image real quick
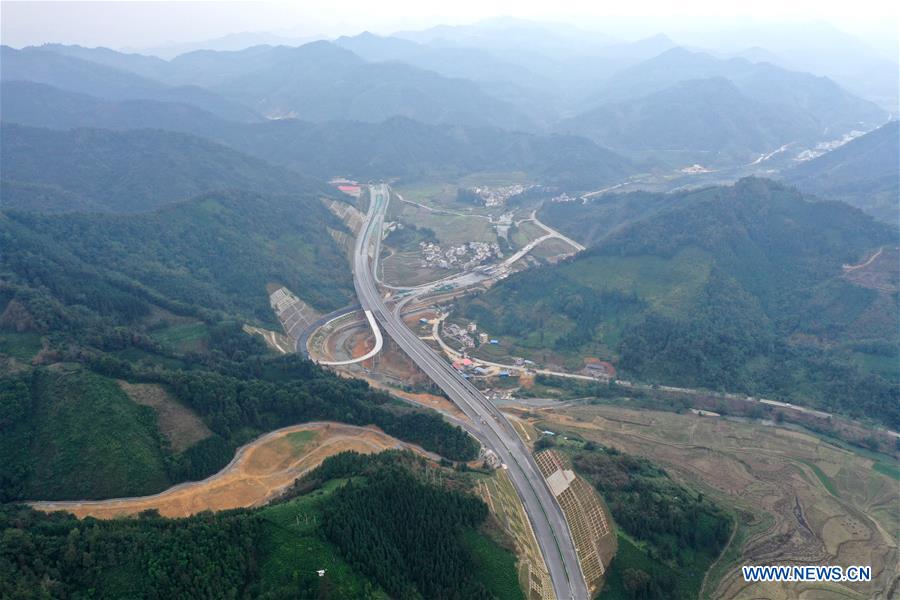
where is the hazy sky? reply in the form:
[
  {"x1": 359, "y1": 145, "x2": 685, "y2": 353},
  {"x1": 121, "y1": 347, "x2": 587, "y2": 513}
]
[{"x1": 2, "y1": 1, "x2": 898, "y2": 56}]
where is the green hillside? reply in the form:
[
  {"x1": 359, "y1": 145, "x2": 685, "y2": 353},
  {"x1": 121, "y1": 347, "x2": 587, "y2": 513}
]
[
  {"x1": 2, "y1": 189, "x2": 352, "y2": 321},
  {"x1": 0, "y1": 123, "x2": 327, "y2": 213},
  {"x1": 0, "y1": 83, "x2": 635, "y2": 189},
  {"x1": 562, "y1": 440, "x2": 731, "y2": 600},
  {"x1": 0, "y1": 367, "x2": 171, "y2": 501},
  {"x1": 561, "y1": 78, "x2": 809, "y2": 164},
  {"x1": 538, "y1": 190, "x2": 678, "y2": 248},
  {"x1": 0, "y1": 81, "x2": 234, "y2": 136},
  {"x1": 1, "y1": 452, "x2": 519, "y2": 599},
  {"x1": 564, "y1": 47, "x2": 887, "y2": 166},
  {"x1": 458, "y1": 178, "x2": 899, "y2": 427},
  {"x1": 782, "y1": 120, "x2": 899, "y2": 222},
  {"x1": 1, "y1": 188, "x2": 477, "y2": 502}
]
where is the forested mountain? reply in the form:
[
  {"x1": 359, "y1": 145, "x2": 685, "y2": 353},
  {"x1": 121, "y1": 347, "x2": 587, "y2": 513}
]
[
  {"x1": 336, "y1": 29, "x2": 680, "y2": 119},
  {"x1": 538, "y1": 190, "x2": 679, "y2": 248},
  {"x1": 559, "y1": 77, "x2": 808, "y2": 164},
  {"x1": 12, "y1": 41, "x2": 535, "y2": 129},
  {"x1": 190, "y1": 41, "x2": 536, "y2": 128},
  {"x1": 0, "y1": 81, "x2": 231, "y2": 135},
  {"x1": 782, "y1": 120, "x2": 899, "y2": 222},
  {"x1": 334, "y1": 32, "x2": 558, "y2": 125},
  {"x1": 0, "y1": 46, "x2": 259, "y2": 122},
  {"x1": 0, "y1": 189, "x2": 478, "y2": 502},
  {"x1": 35, "y1": 43, "x2": 174, "y2": 80},
  {"x1": 458, "y1": 178, "x2": 899, "y2": 427},
  {"x1": 335, "y1": 31, "x2": 541, "y2": 86},
  {"x1": 2, "y1": 189, "x2": 352, "y2": 319},
  {"x1": 587, "y1": 47, "x2": 887, "y2": 124},
  {"x1": 1, "y1": 83, "x2": 635, "y2": 188},
  {"x1": 2, "y1": 452, "x2": 514, "y2": 598},
  {"x1": 0, "y1": 123, "x2": 328, "y2": 213},
  {"x1": 227, "y1": 117, "x2": 634, "y2": 187},
  {"x1": 564, "y1": 47, "x2": 888, "y2": 164}
]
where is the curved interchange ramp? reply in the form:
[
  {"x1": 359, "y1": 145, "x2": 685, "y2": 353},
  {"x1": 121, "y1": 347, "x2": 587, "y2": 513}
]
[
  {"x1": 353, "y1": 184, "x2": 589, "y2": 600},
  {"x1": 316, "y1": 309, "x2": 384, "y2": 366}
]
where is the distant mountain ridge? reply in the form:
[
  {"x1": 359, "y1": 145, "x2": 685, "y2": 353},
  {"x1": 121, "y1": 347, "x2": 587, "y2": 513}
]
[
  {"x1": 6, "y1": 39, "x2": 887, "y2": 170},
  {"x1": 0, "y1": 123, "x2": 327, "y2": 213},
  {"x1": 21, "y1": 41, "x2": 536, "y2": 129},
  {"x1": 586, "y1": 47, "x2": 886, "y2": 126},
  {"x1": 0, "y1": 46, "x2": 261, "y2": 123},
  {"x1": 559, "y1": 77, "x2": 810, "y2": 164},
  {"x1": 560, "y1": 47, "x2": 888, "y2": 165},
  {"x1": 0, "y1": 82, "x2": 634, "y2": 189},
  {"x1": 781, "y1": 120, "x2": 899, "y2": 222}
]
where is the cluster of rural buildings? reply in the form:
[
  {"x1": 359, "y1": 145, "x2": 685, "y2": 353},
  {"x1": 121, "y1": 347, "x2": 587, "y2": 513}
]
[
  {"x1": 463, "y1": 184, "x2": 534, "y2": 207},
  {"x1": 419, "y1": 241, "x2": 503, "y2": 270},
  {"x1": 441, "y1": 321, "x2": 520, "y2": 379},
  {"x1": 443, "y1": 321, "x2": 497, "y2": 350},
  {"x1": 581, "y1": 357, "x2": 616, "y2": 381},
  {"x1": 549, "y1": 192, "x2": 578, "y2": 203}
]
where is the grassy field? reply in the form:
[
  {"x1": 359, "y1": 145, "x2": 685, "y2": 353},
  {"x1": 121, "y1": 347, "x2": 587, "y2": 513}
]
[
  {"x1": 257, "y1": 477, "x2": 388, "y2": 598},
  {"x1": 601, "y1": 533, "x2": 683, "y2": 599},
  {"x1": 389, "y1": 200, "x2": 496, "y2": 244},
  {"x1": 285, "y1": 429, "x2": 317, "y2": 451},
  {"x1": 461, "y1": 529, "x2": 525, "y2": 600},
  {"x1": 381, "y1": 251, "x2": 458, "y2": 286},
  {"x1": 151, "y1": 321, "x2": 209, "y2": 353},
  {"x1": 396, "y1": 171, "x2": 531, "y2": 213},
  {"x1": 510, "y1": 221, "x2": 544, "y2": 249},
  {"x1": 561, "y1": 246, "x2": 713, "y2": 318},
  {"x1": 0, "y1": 331, "x2": 42, "y2": 361},
  {"x1": 531, "y1": 237, "x2": 579, "y2": 262},
  {"x1": 119, "y1": 381, "x2": 212, "y2": 453}
]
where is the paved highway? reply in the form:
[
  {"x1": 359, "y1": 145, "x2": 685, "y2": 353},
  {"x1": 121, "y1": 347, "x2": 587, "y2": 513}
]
[{"x1": 352, "y1": 184, "x2": 588, "y2": 600}]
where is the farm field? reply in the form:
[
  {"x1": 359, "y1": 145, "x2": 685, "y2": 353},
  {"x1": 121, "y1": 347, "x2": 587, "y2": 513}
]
[
  {"x1": 381, "y1": 249, "x2": 458, "y2": 286},
  {"x1": 531, "y1": 237, "x2": 579, "y2": 262},
  {"x1": 388, "y1": 195, "x2": 496, "y2": 244},
  {"x1": 524, "y1": 404, "x2": 898, "y2": 599}
]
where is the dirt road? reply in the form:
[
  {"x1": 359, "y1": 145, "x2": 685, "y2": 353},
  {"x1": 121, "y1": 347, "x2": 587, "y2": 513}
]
[{"x1": 30, "y1": 422, "x2": 438, "y2": 519}]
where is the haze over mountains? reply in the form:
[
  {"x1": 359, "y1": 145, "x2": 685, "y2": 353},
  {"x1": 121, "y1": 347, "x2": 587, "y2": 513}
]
[
  {"x1": 0, "y1": 123, "x2": 328, "y2": 213},
  {"x1": 1, "y1": 17, "x2": 894, "y2": 180}
]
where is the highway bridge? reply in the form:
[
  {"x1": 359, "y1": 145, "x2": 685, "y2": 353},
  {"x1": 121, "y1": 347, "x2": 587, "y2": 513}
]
[{"x1": 351, "y1": 184, "x2": 588, "y2": 600}]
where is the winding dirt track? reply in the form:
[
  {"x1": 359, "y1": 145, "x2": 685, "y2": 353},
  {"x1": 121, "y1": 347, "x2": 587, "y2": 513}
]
[{"x1": 30, "y1": 422, "x2": 438, "y2": 519}]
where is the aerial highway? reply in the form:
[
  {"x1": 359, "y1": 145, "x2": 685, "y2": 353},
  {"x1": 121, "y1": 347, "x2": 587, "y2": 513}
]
[
  {"x1": 315, "y1": 309, "x2": 384, "y2": 366},
  {"x1": 352, "y1": 184, "x2": 588, "y2": 600}
]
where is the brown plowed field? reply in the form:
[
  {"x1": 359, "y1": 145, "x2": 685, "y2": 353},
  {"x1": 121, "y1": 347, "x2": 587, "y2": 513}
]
[{"x1": 31, "y1": 422, "x2": 437, "y2": 520}]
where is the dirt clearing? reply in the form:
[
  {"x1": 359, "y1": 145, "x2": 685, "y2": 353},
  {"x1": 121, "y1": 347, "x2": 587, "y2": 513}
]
[
  {"x1": 31, "y1": 422, "x2": 437, "y2": 520},
  {"x1": 118, "y1": 381, "x2": 212, "y2": 452}
]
